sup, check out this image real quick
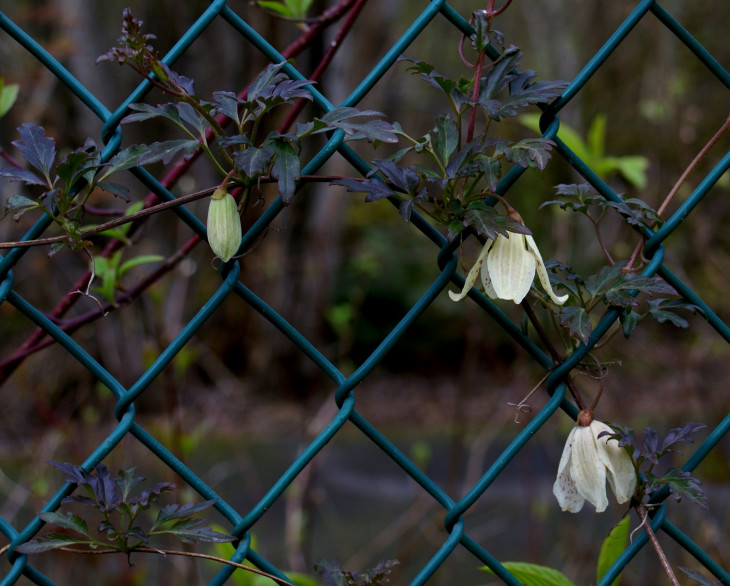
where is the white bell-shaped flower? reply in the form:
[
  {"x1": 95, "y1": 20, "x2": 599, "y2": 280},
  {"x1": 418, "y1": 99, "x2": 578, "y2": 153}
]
[
  {"x1": 553, "y1": 412, "x2": 636, "y2": 513},
  {"x1": 449, "y1": 232, "x2": 568, "y2": 305}
]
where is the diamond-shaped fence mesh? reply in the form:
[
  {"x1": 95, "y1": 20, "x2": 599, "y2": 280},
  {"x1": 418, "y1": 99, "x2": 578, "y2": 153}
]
[{"x1": 0, "y1": 1, "x2": 729, "y2": 585}]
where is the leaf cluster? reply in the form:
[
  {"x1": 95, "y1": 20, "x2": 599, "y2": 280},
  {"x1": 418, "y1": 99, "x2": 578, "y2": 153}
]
[
  {"x1": 550, "y1": 260, "x2": 686, "y2": 344},
  {"x1": 1, "y1": 126, "x2": 130, "y2": 252},
  {"x1": 314, "y1": 559, "x2": 399, "y2": 586},
  {"x1": 336, "y1": 23, "x2": 566, "y2": 240},
  {"x1": 600, "y1": 423, "x2": 708, "y2": 508},
  {"x1": 542, "y1": 183, "x2": 663, "y2": 228},
  {"x1": 14, "y1": 461, "x2": 234, "y2": 555}
]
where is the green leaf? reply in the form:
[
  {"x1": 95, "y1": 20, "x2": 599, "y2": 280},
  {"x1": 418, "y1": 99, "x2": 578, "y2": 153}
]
[
  {"x1": 596, "y1": 516, "x2": 630, "y2": 586},
  {"x1": 620, "y1": 308, "x2": 641, "y2": 338},
  {"x1": 480, "y1": 561, "x2": 575, "y2": 586},
  {"x1": 13, "y1": 534, "x2": 83, "y2": 554},
  {"x1": 235, "y1": 145, "x2": 274, "y2": 177},
  {"x1": 268, "y1": 135, "x2": 300, "y2": 203},
  {"x1": 136, "y1": 139, "x2": 201, "y2": 166},
  {"x1": 118, "y1": 254, "x2": 164, "y2": 279},
  {"x1": 476, "y1": 155, "x2": 501, "y2": 191},
  {"x1": 495, "y1": 137, "x2": 556, "y2": 171},
  {"x1": 332, "y1": 177, "x2": 395, "y2": 202},
  {"x1": 0, "y1": 81, "x2": 18, "y2": 119},
  {"x1": 661, "y1": 468, "x2": 708, "y2": 509},
  {"x1": 3, "y1": 194, "x2": 40, "y2": 220},
  {"x1": 0, "y1": 167, "x2": 48, "y2": 187},
  {"x1": 559, "y1": 306, "x2": 592, "y2": 344},
  {"x1": 431, "y1": 115, "x2": 459, "y2": 167},
  {"x1": 315, "y1": 107, "x2": 397, "y2": 143},
  {"x1": 121, "y1": 102, "x2": 182, "y2": 126},
  {"x1": 38, "y1": 511, "x2": 91, "y2": 537}
]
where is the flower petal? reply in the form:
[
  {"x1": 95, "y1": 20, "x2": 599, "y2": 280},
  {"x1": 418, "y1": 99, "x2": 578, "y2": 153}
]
[
  {"x1": 524, "y1": 234, "x2": 569, "y2": 305},
  {"x1": 553, "y1": 427, "x2": 585, "y2": 513},
  {"x1": 448, "y1": 240, "x2": 492, "y2": 301},
  {"x1": 591, "y1": 421, "x2": 636, "y2": 504},
  {"x1": 570, "y1": 425, "x2": 609, "y2": 512},
  {"x1": 487, "y1": 234, "x2": 535, "y2": 303}
]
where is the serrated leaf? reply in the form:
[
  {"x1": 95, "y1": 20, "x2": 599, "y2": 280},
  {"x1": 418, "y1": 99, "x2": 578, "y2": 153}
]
[
  {"x1": 13, "y1": 123, "x2": 56, "y2": 180},
  {"x1": 495, "y1": 137, "x2": 556, "y2": 170},
  {"x1": 211, "y1": 91, "x2": 241, "y2": 124},
  {"x1": 247, "y1": 61, "x2": 289, "y2": 103},
  {"x1": 13, "y1": 534, "x2": 82, "y2": 554},
  {"x1": 48, "y1": 461, "x2": 87, "y2": 485},
  {"x1": 480, "y1": 561, "x2": 575, "y2": 586},
  {"x1": 135, "y1": 139, "x2": 201, "y2": 166},
  {"x1": 399, "y1": 56, "x2": 457, "y2": 97},
  {"x1": 269, "y1": 135, "x2": 300, "y2": 202},
  {"x1": 662, "y1": 468, "x2": 708, "y2": 508},
  {"x1": 476, "y1": 155, "x2": 501, "y2": 191},
  {"x1": 234, "y1": 145, "x2": 274, "y2": 177},
  {"x1": 96, "y1": 181, "x2": 131, "y2": 200},
  {"x1": 89, "y1": 463, "x2": 122, "y2": 512},
  {"x1": 315, "y1": 108, "x2": 397, "y2": 143},
  {"x1": 585, "y1": 263, "x2": 625, "y2": 297},
  {"x1": 620, "y1": 308, "x2": 641, "y2": 338},
  {"x1": 38, "y1": 511, "x2": 90, "y2": 537},
  {"x1": 431, "y1": 115, "x2": 459, "y2": 167},
  {"x1": 154, "y1": 499, "x2": 218, "y2": 526},
  {"x1": 371, "y1": 159, "x2": 420, "y2": 194},
  {"x1": 121, "y1": 102, "x2": 181, "y2": 126},
  {"x1": 0, "y1": 167, "x2": 49, "y2": 187},
  {"x1": 174, "y1": 102, "x2": 207, "y2": 137},
  {"x1": 493, "y1": 75, "x2": 567, "y2": 119},
  {"x1": 596, "y1": 516, "x2": 630, "y2": 586},
  {"x1": 661, "y1": 423, "x2": 706, "y2": 452},
  {"x1": 160, "y1": 522, "x2": 236, "y2": 544},
  {"x1": 478, "y1": 46, "x2": 522, "y2": 105},
  {"x1": 331, "y1": 177, "x2": 394, "y2": 202},
  {"x1": 3, "y1": 195, "x2": 40, "y2": 220},
  {"x1": 559, "y1": 306, "x2": 592, "y2": 344}
]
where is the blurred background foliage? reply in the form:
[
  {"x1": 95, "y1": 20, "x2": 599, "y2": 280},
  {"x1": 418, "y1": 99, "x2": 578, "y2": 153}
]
[{"x1": 0, "y1": 1, "x2": 729, "y2": 584}]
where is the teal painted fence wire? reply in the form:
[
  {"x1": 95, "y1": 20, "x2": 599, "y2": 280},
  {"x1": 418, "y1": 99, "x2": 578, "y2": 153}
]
[{"x1": 0, "y1": 1, "x2": 729, "y2": 584}]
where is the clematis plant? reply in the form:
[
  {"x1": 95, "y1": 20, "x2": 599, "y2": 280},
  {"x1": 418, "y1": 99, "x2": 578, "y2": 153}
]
[
  {"x1": 553, "y1": 409, "x2": 636, "y2": 513},
  {"x1": 449, "y1": 204, "x2": 568, "y2": 305}
]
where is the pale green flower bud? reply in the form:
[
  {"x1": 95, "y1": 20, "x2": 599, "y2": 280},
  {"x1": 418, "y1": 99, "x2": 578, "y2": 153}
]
[
  {"x1": 207, "y1": 188, "x2": 241, "y2": 262},
  {"x1": 553, "y1": 414, "x2": 636, "y2": 513}
]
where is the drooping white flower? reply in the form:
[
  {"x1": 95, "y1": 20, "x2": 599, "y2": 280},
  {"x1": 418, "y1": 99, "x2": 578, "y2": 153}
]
[
  {"x1": 448, "y1": 231, "x2": 568, "y2": 305},
  {"x1": 553, "y1": 412, "x2": 636, "y2": 513}
]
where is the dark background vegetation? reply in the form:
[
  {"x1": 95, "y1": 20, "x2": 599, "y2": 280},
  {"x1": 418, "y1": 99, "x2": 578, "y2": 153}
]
[{"x1": 0, "y1": 1, "x2": 728, "y2": 584}]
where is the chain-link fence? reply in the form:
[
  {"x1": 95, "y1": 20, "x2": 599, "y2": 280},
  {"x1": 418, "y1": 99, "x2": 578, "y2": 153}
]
[{"x1": 1, "y1": 1, "x2": 729, "y2": 584}]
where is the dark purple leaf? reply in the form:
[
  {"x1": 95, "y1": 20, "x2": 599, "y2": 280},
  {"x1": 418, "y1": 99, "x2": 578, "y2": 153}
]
[
  {"x1": 0, "y1": 167, "x2": 47, "y2": 186},
  {"x1": 662, "y1": 423, "x2": 706, "y2": 453},
  {"x1": 13, "y1": 124, "x2": 56, "y2": 178}
]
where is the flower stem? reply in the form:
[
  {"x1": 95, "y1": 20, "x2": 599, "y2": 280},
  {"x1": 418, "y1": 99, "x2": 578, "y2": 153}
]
[{"x1": 635, "y1": 505, "x2": 681, "y2": 586}]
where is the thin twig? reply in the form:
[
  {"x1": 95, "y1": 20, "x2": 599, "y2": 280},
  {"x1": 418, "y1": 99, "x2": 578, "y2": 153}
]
[
  {"x1": 0, "y1": 544, "x2": 292, "y2": 585},
  {"x1": 0, "y1": 175, "x2": 345, "y2": 250},
  {"x1": 635, "y1": 505, "x2": 681, "y2": 586},
  {"x1": 627, "y1": 111, "x2": 730, "y2": 270}
]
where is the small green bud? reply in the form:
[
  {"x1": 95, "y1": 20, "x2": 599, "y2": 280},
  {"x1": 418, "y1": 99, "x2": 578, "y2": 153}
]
[{"x1": 207, "y1": 190, "x2": 241, "y2": 262}]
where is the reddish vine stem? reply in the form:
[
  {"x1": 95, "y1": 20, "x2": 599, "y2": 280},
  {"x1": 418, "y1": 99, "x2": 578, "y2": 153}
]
[
  {"x1": 626, "y1": 111, "x2": 730, "y2": 271},
  {"x1": 278, "y1": 0, "x2": 370, "y2": 134},
  {"x1": 635, "y1": 506, "x2": 681, "y2": 586},
  {"x1": 0, "y1": 1, "x2": 361, "y2": 384}
]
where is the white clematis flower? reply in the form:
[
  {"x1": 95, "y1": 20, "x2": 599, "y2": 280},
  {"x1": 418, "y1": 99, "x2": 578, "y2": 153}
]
[
  {"x1": 448, "y1": 231, "x2": 568, "y2": 305},
  {"x1": 553, "y1": 412, "x2": 636, "y2": 513}
]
